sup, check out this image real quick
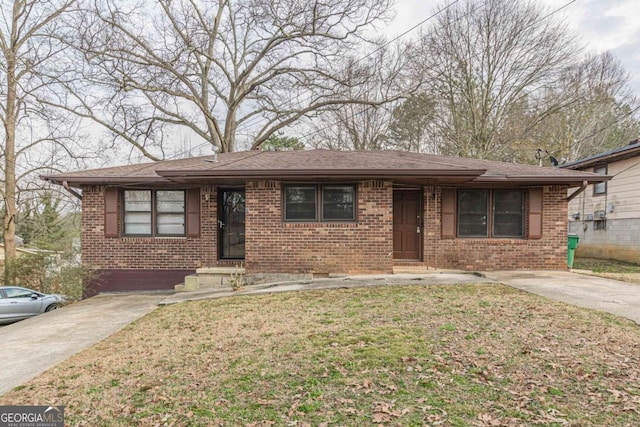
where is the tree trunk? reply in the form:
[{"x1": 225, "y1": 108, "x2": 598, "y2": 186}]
[
  {"x1": 223, "y1": 108, "x2": 237, "y2": 153},
  {"x1": 4, "y1": 54, "x2": 17, "y2": 284}
]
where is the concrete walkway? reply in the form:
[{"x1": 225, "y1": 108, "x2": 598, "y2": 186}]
[
  {"x1": 0, "y1": 293, "x2": 166, "y2": 396},
  {"x1": 482, "y1": 270, "x2": 640, "y2": 325},
  {"x1": 158, "y1": 272, "x2": 493, "y2": 305},
  {"x1": 161, "y1": 271, "x2": 640, "y2": 326}
]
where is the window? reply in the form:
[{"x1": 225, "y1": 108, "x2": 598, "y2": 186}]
[
  {"x1": 457, "y1": 189, "x2": 524, "y2": 238},
  {"x1": 322, "y1": 186, "x2": 355, "y2": 220},
  {"x1": 283, "y1": 185, "x2": 356, "y2": 222},
  {"x1": 4, "y1": 288, "x2": 35, "y2": 298},
  {"x1": 124, "y1": 190, "x2": 152, "y2": 235},
  {"x1": 458, "y1": 190, "x2": 488, "y2": 237},
  {"x1": 156, "y1": 191, "x2": 186, "y2": 235},
  {"x1": 284, "y1": 187, "x2": 317, "y2": 221},
  {"x1": 594, "y1": 219, "x2": 607, "y2": 231},
  {"x1": 493, "y1": 190, "x2": 524, "y2": 237},
  {"x1": 123, "y1": 190, "x2": 185, "y2": 236},
  {"x1": 593, "y1": 165, "x2": 607, "y2": 195}
]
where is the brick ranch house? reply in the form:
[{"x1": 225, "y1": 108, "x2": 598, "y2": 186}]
[{"x1": 43, "y1": 149, "x2": 604, "y2": 293}]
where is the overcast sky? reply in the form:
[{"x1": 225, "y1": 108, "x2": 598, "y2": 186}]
[{"x1": 393, "y1": 0, "x2": 640, "y2": 94}]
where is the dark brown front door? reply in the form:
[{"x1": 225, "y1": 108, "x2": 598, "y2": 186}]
[
  {"x1": 219, "y1": 189, "x2": 245, "y2": 260},
  {"x1": 393, "y1": 190, "x2": 422, "y2": 260}
]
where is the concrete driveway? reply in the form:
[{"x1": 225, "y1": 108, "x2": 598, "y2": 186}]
[
  {"x1": 0, "y1": 293, "x2": 165, "y2": 396},
  {"x1": 483, "y1": 270, "x2": 640, "y2": 325}
]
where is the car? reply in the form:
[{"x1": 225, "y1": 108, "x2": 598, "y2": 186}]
[{"x1": 0, "y1": 286, "x2": 69, "y2": 325}]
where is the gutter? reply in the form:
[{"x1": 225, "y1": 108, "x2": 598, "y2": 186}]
[
  {"x1": 474, "y1": 174, "x2": 610, "y2": 184},
  {"x1": 63, "y1": 181, "x2": 83, "y2": 200},
  {"x1": 567, "y1": 180, "x2": 588, "y2": 202}
]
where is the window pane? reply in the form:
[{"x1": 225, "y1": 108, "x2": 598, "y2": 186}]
[
  {"x1": 124, "y1": 191, "x2": 151, "y2": 235},
  {"x1": 124, "y1": 190, "x2": 151, "y2": 211},
  {"x1": 124, "y1": 212, "x2": 152, "y2": 235},
  {"x1": 157, "y1": 213, "x2": 185, "y2": 235},
  {"x1": 493, "y1": 190, "x2": 523, "y2": 237},
  {"x1": 285, "y1": 187, "x2": 317, "y2": 220},
  {"x1": 322, "y1": 186, "x2": 355, "y2": 220},
  {"x1": 457, "y1": 190, "x2": 488, "y2": 237},
  {"x1": 157, "y1": 191, "x2": 185, "y2": 213},
  {"x1": 593, "y1": 166, "x2": 607, "y2": 194},
  {"x1": 156, "y1": 191, "x2": 185, "y2": 235},
  {"x1": 5, "y1": 288, "x2": 32, "y2": 298}
]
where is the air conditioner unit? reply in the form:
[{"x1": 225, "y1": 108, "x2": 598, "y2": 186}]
[
  {"x1": 585, "y1": 213, "x2": 594, "y2": 221},
  {"x1": 594, "y1": 210, "x2": 606, "y2": 219}
]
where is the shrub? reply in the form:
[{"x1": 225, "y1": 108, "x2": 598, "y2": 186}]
[{"x1": 2, "y1": 252, "x2": 90, "y2": 300}]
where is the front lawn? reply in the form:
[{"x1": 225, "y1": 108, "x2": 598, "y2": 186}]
[{"x1": 2, "y1": 284, "x2": 640, "y2": 426}]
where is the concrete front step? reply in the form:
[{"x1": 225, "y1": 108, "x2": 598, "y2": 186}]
[
  {"x1": 393, "y1": 265, "x2": 434, "y2": 274},
  {"x1": 175, "y1": 266, "x2": 245, "y2": 292}
]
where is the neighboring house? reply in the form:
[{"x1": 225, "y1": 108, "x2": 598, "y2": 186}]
[
  {"x1": 42, "y1": 149, "x2": 602, "y2": 293},
  {"x1": 0, "y1": 244, "x2": 46, "y2": 264},
  {"x1": 0, "y1": 243, "x2": 63, "y2": 281},
  {"x1": 562, "y1": 140, "x2": 640, "y2": 263}
]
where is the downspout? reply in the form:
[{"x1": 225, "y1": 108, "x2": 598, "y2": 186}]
[
  {"x1": 567, "y1": 180, "x2": 588, "y2": 203},
  {"x1": 62, "y1": 181, "x2": 82, "y2": 200}
]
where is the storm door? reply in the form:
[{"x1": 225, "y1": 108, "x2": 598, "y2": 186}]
[{"x1": 218, "y1": 189, "x2": 245, "y2": 259}]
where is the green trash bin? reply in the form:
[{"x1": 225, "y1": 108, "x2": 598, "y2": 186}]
[{"x1": 567, "y1": 234, "x2": 579, "y2": 269}]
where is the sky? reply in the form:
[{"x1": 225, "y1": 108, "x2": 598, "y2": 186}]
[{"x1": 392, "y1": 0, "x2": 640, "y2": 95}]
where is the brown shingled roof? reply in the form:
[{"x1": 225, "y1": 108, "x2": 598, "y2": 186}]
[{"x1": 42, "y1": 149, "x2": 605, "y2": 187}]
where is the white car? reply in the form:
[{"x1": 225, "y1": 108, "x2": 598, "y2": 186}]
[{"x1": 0, "y1": 286, "x2": 68, "y2": 325}]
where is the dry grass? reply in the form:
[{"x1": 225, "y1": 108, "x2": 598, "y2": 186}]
[
  {"x1": 2, "y1": 283, "x2": 640, "y2": 426},
  {"x1": 573, "y1": 258, "x2": 640, "y2": 274},
  {"x1": 574, "y1": 257, "x2": 640, "y2": 285}
]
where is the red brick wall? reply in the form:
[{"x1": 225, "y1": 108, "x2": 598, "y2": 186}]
[
  {"x1": 81, "y1": 186, "x2": 217, "y2": 270},
  {"x1": 81, "y1": 182, "x2": 568, "y2": 290},
  {"x1": 244, "y1": 180, "x2": 394, "y2": 274},
  {"x1": 424, "y1": 186, "x2": 568, "y2": 270}
]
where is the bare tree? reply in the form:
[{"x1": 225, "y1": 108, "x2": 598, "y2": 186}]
[
  {"x1": 309, "y1": 103, "x2": 393, "y2": 151},
  {"x1": 414, "y1": 0, "x2": 578, "y2": 160},
  {"x1": 0, "y1": 0, "x2": 87, "y2": 281},
  {"x1": 308, "y1": 41, "x2": 415, "y2": 151},
  {"x1": 69, "y1": 0, "x2": 393, "y2": 157},
  {"x1": 536, "y1": 52, "x2": 640, "y2": 162}
]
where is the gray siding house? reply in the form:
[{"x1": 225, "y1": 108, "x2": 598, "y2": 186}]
[{"x1": 563, "y1": 140, "x2": 640, "y2": 263}]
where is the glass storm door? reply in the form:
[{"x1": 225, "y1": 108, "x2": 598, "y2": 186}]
[{"x1": 219, "y1": 189, "x2": 246, "y2": 259}]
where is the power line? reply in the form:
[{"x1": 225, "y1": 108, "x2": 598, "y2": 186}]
[
  {"x1": 234, "y1": 0, "x2": 461, "y2": 134},
  {"x1": 166, "y1": 0, "x2": 461, "y2": 159},
  {"x1": 571, "y1": 104, "x2": 640, "y2": 150},
  {"x1": 167, "y1": 0, "x2": 581, "y2": 159},
  {"x1": 296, "y1": 0, "x2": 580, "y2": 144}
]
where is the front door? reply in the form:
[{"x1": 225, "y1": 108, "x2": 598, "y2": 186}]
[
  {"x1": 393, "y1": 190, "x2": 422, "y2": 260},
  {"x1": 219, "y1": 189, "x2": 246, "y2": 260}
]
